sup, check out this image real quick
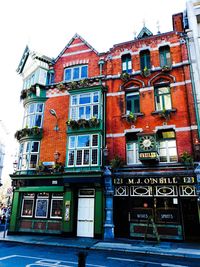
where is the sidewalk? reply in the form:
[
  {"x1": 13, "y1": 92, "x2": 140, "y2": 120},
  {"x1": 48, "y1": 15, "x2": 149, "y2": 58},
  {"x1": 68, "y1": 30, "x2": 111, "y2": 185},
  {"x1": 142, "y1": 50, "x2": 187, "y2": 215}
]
[{"x1": 0, "y1": 231, "x2": 200, "y2": 259}]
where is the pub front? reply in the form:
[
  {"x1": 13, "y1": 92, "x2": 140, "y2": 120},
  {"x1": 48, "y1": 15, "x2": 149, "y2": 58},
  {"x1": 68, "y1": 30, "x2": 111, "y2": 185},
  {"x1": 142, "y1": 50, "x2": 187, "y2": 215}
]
[{"x1": 113, "y1": 169, "x2": 200, "y2": 241}]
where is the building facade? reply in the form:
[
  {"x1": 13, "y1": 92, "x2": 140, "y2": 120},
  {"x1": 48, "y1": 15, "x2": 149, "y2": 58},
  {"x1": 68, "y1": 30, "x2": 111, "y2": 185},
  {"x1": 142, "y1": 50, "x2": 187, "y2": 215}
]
[{"x1": 9, "y1": 12, "x2": 200, "y2": 241}]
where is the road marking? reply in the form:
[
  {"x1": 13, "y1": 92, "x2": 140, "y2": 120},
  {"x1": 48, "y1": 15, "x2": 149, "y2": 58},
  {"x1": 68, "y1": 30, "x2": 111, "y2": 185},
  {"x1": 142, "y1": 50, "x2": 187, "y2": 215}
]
[
  {"x1": 107, "y1": 257, "x2": 189, "y2": 267},
  {"x1": 0, "y1": 255, "x2": 107, "y2": 267}
]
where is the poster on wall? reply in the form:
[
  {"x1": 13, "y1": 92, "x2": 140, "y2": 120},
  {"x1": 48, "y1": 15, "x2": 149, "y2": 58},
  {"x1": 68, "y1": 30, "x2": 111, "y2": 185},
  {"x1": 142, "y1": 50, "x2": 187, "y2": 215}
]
[{"x1": 35, "y1": 199, "x2": 48, "y2": 218}]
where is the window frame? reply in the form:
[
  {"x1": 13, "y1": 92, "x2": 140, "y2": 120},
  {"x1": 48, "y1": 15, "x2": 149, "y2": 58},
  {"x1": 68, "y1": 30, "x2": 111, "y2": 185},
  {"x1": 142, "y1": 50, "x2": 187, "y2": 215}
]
[
  {"x1": 21, "y1": 194, "x2": 35, "y2": 218},
  {"x1": 126, "y1": 141, "x2": 141, "y2": 165},
  {"x1": 67, "y1": 134, "x2": 100, "y2": 167},
  {"x1": 159, "y1": 46, "x2": 171, "y2": 67},
  {"x1": 140, "y1": 49, "x2": 151, "y2": 70},
  {"x1": 121, "y1": 54, "x2": 132, "y2": 74},
  {"x1": 23, "y1": 102, "x2": 44, "y2": 129},
  {"x1": 64, "y1": 65, "x2": 88, "y2": 82},
  {"x1": 69, "y1": 91, "x2": 100, "y2": 120},
  {"x1": 126, "y1": 92, "x2": 140, "y2": 114},
  {"x1": 154, "y1": 85, "x2": 172, "y2": 111},
  {"x1": 50, "y1": 194, "x2": 63, "y2": 219}
]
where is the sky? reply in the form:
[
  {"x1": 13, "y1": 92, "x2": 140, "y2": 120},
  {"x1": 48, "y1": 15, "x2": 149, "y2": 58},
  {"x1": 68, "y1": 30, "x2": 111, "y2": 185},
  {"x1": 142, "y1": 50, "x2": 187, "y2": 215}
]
[{"x1": 0, "y1": 0, "x2": 187, "y2": 183}]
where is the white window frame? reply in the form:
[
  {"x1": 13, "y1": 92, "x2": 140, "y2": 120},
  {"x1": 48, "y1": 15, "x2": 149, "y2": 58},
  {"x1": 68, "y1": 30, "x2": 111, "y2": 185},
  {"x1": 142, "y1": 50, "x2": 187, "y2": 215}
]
[
  {"x1": 21, "y1": 195, "x2": 34, "y2": 218},
  {"x1": 70, "y1": 91, "x2": 100, "y2": 120},
  {"x1": 126, "y1": 142, "x2": 141, "y2": 165},
  {"x1": 158, "y1": 140, "x2": 178, "y2": 163},
  {"x1": 67, "y1": 134, "x2": 99, "y2": 167},
  {"x1": 50, "y1": 196, "x2": 63, "y2": 219},
  {"x1": 18, "y1": 141, "x2": 40, "y2": 170},
  {"x1": 64, "y1": 65, "x2": 88, "y2": 82},
  {"x1": 35, "y1": 197, "x2": 49, "y2": 219},
  {"x1": 23, "y1": 103, "x2": 44, "y2": 128}
]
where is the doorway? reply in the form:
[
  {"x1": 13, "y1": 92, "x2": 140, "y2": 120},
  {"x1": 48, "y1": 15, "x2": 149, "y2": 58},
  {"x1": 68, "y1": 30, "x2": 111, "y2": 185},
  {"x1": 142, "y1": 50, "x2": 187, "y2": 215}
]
[{"x1": 77, "y1": 189, "x2": 95, "y2": 237}]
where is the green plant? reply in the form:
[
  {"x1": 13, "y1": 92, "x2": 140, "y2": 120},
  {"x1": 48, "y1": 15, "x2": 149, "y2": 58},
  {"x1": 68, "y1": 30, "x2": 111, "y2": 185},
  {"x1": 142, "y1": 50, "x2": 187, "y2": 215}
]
[
  {"x1": 53, "y1": 162, "x2": 64, "y2": 173},
  {"x1": 159, "y1": 108, "x2": 170, "y2": 120},
  {"x1": 120, "y1": 72, "x2": 131, "y2": 82},
  {"x1": 142, "y1": 66, "x2": 151, "y2": 77},
  {"x1": 110, "y1": 155, "x2": 124, "y2": 169},
  {"x1": 67, "y1": 119, "x2": 79, "y2": 129},
  {"x1": 127, "y1": 112, "x2": 136, "y2": 123},
  {"x1": 161, "y1": 65, "x2": 172, "y2": 72},
  {"x1": 89, "y1": 117, "x2": 100, "y2": 127},
  {"x1": 77, "y1": 119, "x2": 89, "y2": 128},
  {"x1": 180, "y1": 151, "x2": 193, "y2": 166}
]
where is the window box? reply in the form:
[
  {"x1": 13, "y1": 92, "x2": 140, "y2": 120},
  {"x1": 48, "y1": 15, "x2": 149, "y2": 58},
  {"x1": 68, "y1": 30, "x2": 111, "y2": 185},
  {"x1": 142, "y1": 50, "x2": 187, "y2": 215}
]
[
  {"x1": 151, "y1": 108, "x2": 176, "y2": 120},
  {"x1": 120, "y1": 72, "x2": 131, "y2": 82},
  {"x1": 142, "y1": 67, "x2": 151, "y2": 77},
  {"x1": 161, "y1": 65, "x2": 172, "y2": 72},
  {"x1": 126, "y1": 112, "x2": 137, "y2": 123},
  {"x1": 14, "y1": 127, "x2": 43, "y2": 141}
]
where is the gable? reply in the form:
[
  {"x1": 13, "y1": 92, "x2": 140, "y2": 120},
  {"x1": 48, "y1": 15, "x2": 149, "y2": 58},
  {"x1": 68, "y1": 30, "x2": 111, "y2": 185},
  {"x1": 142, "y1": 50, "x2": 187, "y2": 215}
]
[
  {"x1": 137, "y1": 26, "x2": 153, "y2": 39},
  {"x1": 55, "y1": 33, "x2": 99, "y2": 62}
]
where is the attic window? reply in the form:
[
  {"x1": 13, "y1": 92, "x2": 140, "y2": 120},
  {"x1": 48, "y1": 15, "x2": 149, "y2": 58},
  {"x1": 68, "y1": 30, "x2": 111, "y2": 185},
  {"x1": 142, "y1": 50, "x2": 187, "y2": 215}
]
[{"x1": 64, "y1": 65, "x2": 88, "y2": 82}]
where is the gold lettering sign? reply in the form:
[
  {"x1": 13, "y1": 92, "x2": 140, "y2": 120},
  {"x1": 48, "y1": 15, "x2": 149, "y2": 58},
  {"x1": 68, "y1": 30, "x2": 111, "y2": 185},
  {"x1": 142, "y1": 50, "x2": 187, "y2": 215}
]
[{"x1": 139, "y1": 152, "x2": 157, "y2": 158}]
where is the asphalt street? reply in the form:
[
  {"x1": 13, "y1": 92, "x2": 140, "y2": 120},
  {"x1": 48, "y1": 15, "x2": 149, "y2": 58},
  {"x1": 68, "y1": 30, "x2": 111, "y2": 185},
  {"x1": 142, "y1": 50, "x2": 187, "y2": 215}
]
[{"x1": 0, "y1": 241, "x2": 199, "y2": 267}]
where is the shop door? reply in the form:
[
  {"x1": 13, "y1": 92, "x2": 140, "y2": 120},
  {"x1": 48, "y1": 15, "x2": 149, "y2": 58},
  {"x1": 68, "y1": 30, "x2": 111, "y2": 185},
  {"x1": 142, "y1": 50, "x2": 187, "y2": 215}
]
[
  {"x1": 114, "y1": 197, "x2": 129, "y2": 237},
  {"x1": 181, "y1": 198, "x2": 200, "y2": 241},
  {"x1": 77, "y1": 197, "x2": 94, "y2": 237}
]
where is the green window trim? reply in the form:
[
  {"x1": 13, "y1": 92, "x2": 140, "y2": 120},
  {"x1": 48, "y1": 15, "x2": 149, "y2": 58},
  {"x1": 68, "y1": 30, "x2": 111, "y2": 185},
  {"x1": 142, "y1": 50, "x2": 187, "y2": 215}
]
[
  {"x1": 140, "y1": 50, "x2": 151, "y2": 70},
  {"x1": 126, "y1": 92, "x2": 140, "y2": 114},
  {"x1": 159, "y1": 46, "x2": 171, "y2": 67},
  {"x1": 154, "y1": 85, "x2": 172, "y2": 111},
  {"x1": 122, "y1": 54, "x2": 132, "y2": 74}
]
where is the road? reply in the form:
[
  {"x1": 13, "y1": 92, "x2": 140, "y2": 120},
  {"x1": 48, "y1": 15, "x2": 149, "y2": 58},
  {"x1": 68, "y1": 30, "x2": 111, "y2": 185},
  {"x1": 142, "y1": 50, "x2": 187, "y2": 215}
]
[{"x1": 0, "y1": 241, "x2": 199, "y2": 267}]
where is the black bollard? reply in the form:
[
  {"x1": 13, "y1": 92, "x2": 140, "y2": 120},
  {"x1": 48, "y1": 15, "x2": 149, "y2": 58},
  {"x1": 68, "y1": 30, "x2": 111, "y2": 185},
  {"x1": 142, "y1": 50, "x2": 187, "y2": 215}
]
[{"x1": 77, "y1": 251, "x2": 88, "y2": 267}]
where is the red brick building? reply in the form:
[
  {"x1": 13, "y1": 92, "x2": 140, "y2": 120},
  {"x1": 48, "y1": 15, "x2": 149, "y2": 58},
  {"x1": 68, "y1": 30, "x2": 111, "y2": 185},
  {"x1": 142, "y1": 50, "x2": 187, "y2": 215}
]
[{"x1": 10, "y1": 13, "x2": 200, "y2": 241}]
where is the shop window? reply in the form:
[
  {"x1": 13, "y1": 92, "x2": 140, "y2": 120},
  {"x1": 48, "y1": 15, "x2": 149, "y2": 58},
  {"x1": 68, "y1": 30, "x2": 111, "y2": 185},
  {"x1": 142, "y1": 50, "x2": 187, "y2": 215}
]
[
  {"x1": 68, "y1": 134, "x2": 99, "y2": 167},
  {"x1": 21, "y1": 192, "x2": 63, "y2": 220},
  {"x1": 159, "y1": 46, "x2": 171, "y2": 67},
  {"x1": 154, "y1": 85, "x2": 172, "y2": 111},
  {"x1": 23, "y1": 102, "x2": 44, "y2": 128},
  {"x1": 157, "y1": 130, "x2": 177, "y2": 163},
  {"x1": 35, "y1": 193, "x2": 49, "y2": 218},
  {"x1": 114, "y1": 186, "x2": 129, "y2": 196},
  {"x1": 50, "y1": 193, "x2": 63, "y2": 218},
  {"x1": 21, "y1": 193, "x2": 35, "y2": 217},
  {"x1": 70, "y1": 91, "x2": 100, "y2": 120},
  {"x1": 64, "y1": 65, "x2": 88, "y2": 82},
  {"x1": 18, "y1": 141, "x2": 40, "y2": 170},
  {"x1": 126, "y1": 92, "x2": 140, "y2": 114},
  {"x1": 121, "y1": 54, "x2": 132, "y2": 74},
  {"x1": 140, "y1": 49, "x2": 151, "y2": 71}
]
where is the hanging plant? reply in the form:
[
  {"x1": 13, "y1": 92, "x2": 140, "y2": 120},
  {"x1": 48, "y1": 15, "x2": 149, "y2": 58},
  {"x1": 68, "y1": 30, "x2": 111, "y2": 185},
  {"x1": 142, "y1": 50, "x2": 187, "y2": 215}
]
[
  {"x1": 110, "y1": 155, "x2": 124, "y2": 170},
  {"x1": 57, "y1": 83, "x2": 66, "y2": 91},
  {"x1": 142, "y1": 66, "x2": 151, "y2": 77}
]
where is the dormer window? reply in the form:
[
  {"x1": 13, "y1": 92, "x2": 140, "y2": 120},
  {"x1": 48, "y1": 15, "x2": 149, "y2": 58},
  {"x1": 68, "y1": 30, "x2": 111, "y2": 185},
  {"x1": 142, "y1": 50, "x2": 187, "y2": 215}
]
[
  {"x1": 122, "y1": 54, "x2": 132, "y2": 74},
  {"x1": 64, "y1": 65, "x2": 88, "y2": 82}
]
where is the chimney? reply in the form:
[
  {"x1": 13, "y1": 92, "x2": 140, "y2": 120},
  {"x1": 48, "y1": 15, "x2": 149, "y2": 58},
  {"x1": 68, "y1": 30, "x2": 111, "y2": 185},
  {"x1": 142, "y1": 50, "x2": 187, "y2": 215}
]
[{"x1": 172, "y1": 13, "x2": 184, "y2": 32}]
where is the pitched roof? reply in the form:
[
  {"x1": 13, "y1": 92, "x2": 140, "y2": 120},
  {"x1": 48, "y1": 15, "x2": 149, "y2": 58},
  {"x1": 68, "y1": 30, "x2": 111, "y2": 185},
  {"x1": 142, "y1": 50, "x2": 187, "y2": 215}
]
[
  {"x1": 55, "y1": 33, "x2": 99, "y2": 62},
  {"x1": 137, "y1": 26, "x2": 153, "y2": 39},
  {"x1": 16, "y1": 46, "x2": 53, "y2": 74}
]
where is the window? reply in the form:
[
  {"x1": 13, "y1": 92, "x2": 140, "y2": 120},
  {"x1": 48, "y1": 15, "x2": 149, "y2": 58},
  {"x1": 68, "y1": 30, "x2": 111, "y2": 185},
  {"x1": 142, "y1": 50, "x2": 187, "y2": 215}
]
[
  {"x1": 122, "y1": 54, "x2": 132, "y2": 74},
  {"x1": 64, "y1": 65, "x2": 88, "y2": 81},
  {"x1": 157, "y1": 130, "x2": 177, "y2": 163},
  {"x1": 155, "y1": 86, "x2": 172, "y2": 111},
  {"x1": 23, "y1": 103, "x2": 44, "y2": 128},
  {"x1": 159, "y1": 46, "x2": 171, "y2": 67},
  {"x1": 21, "y1": 193, "x2": 35, "y2": 217},
  {"x1": 126, "y1": 92, "x2": 140, "y2": 114},
  {"x1": 21, "y1": 193, "x2": 63, "y2": 219},
  {"x1": 68, "y1": 134, "x2": 99, "y2": 167},
  {"x1": 46, "y1": 71, "x2": 55, "y2": 85},
  {"x1": 50, "y1": 193, "x2": 63, "y2": 218},
  {"x1": 18, "y1": 141, "x2": 40, "y2": 170},
  {"x1": 70, "y1": 91, "x2": 100, "y2": 120},
  {"x1": 126, "y1": 133, "x2": 140, "y2": 165},
  {"x1": 140, "y1": 50, "x2": 151, "y2": 70}
]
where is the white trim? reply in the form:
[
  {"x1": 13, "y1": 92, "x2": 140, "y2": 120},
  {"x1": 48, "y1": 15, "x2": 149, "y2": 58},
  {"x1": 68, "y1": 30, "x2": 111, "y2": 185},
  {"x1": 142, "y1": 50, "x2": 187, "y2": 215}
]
[
  {"x1": 69, "y1": 42, "x2": 85, "y2": 48},
  {"x1": 124, "y1": 128, "x2": 143, "y2": 133},
  {"x1": 140, "y1": 87, "x2": 154, "y2": 92},
  {"x1": 107, "y1": 91, "x2": 124, "y2": 96},
  {"x1": 107, "y1": 125, "x2": 198, "y2": 138},
  {"x1": 62, "y1": 49, "x2": 92, "y2": 57}
]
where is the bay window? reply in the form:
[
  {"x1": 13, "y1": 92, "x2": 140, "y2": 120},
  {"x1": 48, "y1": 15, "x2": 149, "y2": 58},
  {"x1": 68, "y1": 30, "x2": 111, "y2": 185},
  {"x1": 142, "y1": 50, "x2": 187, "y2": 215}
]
[
  {"x1": 18, "y1": 141, "x2": 40, "y2": 170},
  {"x1": 68, "y1": 134, "x2": 99, "y2": 167},
  {"x1": 23, "y1": 103, "x2": 44, "y2": 128},
  {"x1": 70, "y1": 91, "x2": 100, "y2": 120}
]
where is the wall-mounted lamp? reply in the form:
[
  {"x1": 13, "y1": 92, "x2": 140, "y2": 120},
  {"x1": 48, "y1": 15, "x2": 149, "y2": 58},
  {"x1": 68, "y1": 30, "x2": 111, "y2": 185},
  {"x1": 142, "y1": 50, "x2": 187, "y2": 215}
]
[{"x1": 49, "y1": 109, "x2": 59, "y2": 131}]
